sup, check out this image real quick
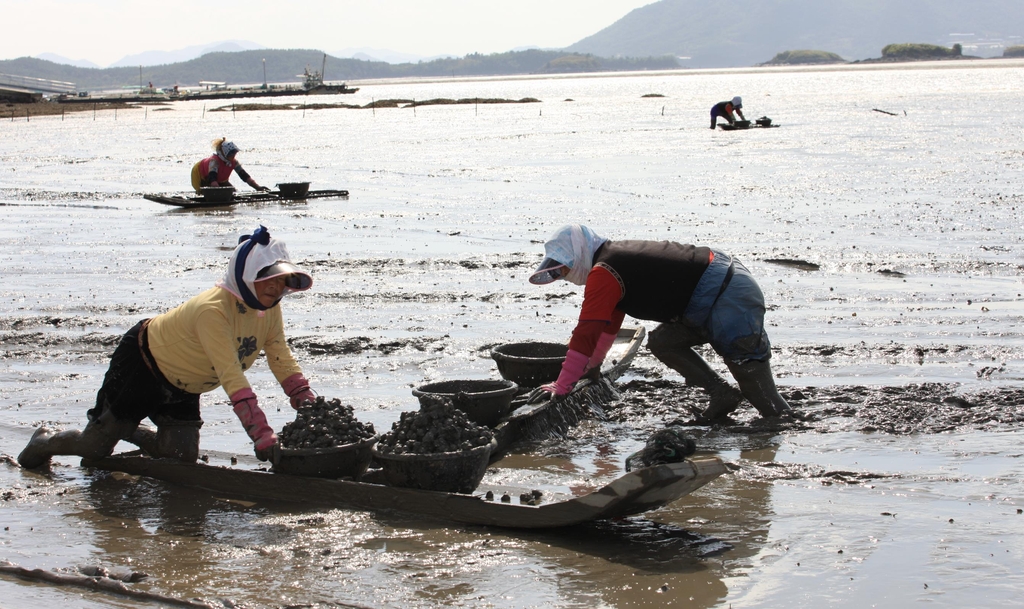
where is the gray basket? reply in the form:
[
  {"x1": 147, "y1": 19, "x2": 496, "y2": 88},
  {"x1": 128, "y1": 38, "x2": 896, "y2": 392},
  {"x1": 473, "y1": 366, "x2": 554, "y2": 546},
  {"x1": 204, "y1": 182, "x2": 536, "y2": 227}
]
[
  {"x1": 273, "y1": 435, "x2": 377, "y2": 479},
  {"x1": 372, "y1": 440, "x2": 495, "y2": 494},
  {"x1": 490, "y1": 342, "x2": 567, "y2": 388},
  {"x1": 412, "y1": 379, "x2": 518, "y2": 427}
]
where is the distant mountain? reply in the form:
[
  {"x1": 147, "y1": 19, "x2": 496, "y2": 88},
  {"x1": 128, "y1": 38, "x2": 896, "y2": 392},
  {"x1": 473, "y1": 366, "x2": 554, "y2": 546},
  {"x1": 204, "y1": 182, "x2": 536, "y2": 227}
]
[
  {"x1": 566, "y1": 0, "x2": 1024, "y2": 68},
  {"x1": 108, "y1": 40, "x2": 266, "y2": 68},
  {"x1": 34, "y1": 53, "x2": 101, "y2": 69},
  {"x1": 0, "y1": 49, "x2": 678, "y2": 92}
]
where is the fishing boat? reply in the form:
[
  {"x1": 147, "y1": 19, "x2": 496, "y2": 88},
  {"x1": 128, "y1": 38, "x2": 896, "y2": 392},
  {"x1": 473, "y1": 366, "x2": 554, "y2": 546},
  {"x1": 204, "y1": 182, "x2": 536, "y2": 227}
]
[{"x1": 81, "y1": 327, "x2": 729, "y2": 528}]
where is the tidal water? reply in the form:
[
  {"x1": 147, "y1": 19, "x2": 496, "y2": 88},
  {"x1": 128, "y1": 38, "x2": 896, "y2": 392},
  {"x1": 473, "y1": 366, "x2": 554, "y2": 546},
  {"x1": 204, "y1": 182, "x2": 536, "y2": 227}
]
[{"x1": 1, "y1": 60, "x2": 1023, "y2": 608}]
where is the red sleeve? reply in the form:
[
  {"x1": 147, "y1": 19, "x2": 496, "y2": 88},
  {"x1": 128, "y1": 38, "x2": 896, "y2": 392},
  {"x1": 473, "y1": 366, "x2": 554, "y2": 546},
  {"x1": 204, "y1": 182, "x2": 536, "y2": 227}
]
[{"x1": 568, "y1": 267, "x2": 625, "y2": 356}]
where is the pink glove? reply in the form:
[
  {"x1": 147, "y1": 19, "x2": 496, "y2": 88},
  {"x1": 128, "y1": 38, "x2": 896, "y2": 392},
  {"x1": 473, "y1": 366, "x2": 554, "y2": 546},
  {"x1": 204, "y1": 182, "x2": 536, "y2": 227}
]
[
  {"x1": 230, "y1": 388, "x2": 278, "y2": 450},
  {"x1": 541, "y1": 349, "x2": 590, "y2": 396},
  {"x1": 586, "y1": 332, "x2": 617, "y2": 372},
  {"x1": 281, "y1": 373, "x2": 315, "y2": 410}
]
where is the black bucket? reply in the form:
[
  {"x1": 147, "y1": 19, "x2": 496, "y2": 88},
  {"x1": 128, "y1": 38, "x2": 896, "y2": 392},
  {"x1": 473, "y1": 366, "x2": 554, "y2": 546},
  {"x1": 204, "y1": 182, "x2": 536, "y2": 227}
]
[
  {"x1": 372, "y1": 440, "x2": 495, "y2": 494},
  {"x1": 412, "y1": 379, "x2": 518, "y2": 427},
  {"x1": 273, "y1": 436, "x2": 377, "y2": 479},
  {"x1": 490, "y1": 342, "x2": 567, "y2": 388},
  {"x1": 276, "y1": 182, "x2": 310, "y2": 199},
  {"x1": 199, "y1": 186, "x2": 236, "y2": 202}
]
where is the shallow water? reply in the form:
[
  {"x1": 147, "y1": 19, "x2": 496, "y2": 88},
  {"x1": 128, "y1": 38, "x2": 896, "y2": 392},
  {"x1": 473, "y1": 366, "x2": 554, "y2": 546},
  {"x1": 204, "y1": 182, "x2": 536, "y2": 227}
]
[{"x1": 2, "y1": 60, "x2": 1024, "y2": 607}]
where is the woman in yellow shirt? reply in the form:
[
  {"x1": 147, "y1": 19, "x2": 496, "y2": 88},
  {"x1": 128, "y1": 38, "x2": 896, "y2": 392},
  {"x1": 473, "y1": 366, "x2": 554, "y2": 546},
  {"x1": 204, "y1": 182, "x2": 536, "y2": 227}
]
[{"x1": 19, "y1": 225, "x2": 315, "y2": 468}]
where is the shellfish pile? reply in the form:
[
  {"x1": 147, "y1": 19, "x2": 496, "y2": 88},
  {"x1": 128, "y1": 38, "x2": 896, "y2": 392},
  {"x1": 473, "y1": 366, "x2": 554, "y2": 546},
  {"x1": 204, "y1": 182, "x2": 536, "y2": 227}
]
[
  {"x1": 376, "y1": 396, "x2": 493, "y2": 455},
  {"x1": 279, "y1": 397, "x2": 376, "y2": 449}
]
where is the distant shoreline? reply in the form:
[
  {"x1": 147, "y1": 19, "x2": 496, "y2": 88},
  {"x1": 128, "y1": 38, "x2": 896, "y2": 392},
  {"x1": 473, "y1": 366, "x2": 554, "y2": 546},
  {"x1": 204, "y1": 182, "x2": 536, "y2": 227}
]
[{"x1": 343, "y1": 56, "x2": 1024, "y2": 88}]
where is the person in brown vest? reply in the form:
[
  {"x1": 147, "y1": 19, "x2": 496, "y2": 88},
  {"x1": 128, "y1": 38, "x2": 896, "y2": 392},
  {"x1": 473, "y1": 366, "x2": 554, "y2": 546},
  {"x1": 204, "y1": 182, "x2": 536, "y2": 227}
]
[{"x1": 528, "y1": 224, "x2": 790, "y2": 422}]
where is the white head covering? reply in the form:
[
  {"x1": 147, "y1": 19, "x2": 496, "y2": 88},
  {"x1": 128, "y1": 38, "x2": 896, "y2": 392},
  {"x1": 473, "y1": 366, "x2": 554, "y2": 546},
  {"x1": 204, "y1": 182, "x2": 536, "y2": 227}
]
[
  {"x1": 529, "y1": 225, "x2": 608, "y2": 286},
  {"x1": 731, "y1": 96, "x2": 742, "y2": 108},
  {"x1": 217, "y1": 141, "x2": 240, "y2": 162},
  {"x1": 216, "y1": 225, "x2": 312, "y2": 310}
]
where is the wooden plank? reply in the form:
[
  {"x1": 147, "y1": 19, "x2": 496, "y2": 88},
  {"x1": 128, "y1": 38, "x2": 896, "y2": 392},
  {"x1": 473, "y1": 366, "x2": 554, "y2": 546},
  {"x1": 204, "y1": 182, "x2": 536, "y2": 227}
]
[{"x1": 80, "y1": 455, "x2": 726, "y2": 528}]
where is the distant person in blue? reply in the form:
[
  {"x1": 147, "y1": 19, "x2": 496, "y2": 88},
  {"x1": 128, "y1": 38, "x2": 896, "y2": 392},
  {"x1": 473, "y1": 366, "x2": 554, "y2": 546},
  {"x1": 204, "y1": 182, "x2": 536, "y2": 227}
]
[{"x1": 710, "y1": 96, "x2": 745, "y2": 129}]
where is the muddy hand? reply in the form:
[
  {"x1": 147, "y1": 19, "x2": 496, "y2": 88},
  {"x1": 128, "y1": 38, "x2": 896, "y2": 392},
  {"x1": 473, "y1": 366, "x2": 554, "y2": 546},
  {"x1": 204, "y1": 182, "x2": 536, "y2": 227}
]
[
  {"x1": 255, "y1": 441, "x2": 281, "y2": 464},
  {"x1": 527, "y1": 386, "x2": 553, "y2": 404}
]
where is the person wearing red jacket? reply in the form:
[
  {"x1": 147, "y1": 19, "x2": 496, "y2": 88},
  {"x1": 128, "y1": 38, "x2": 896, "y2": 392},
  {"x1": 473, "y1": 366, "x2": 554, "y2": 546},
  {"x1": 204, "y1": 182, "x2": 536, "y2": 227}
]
[
  {"x1": 528, "y1": 224, "x2": 790, "y2": 422},
  {"x1": 190, "y1": 137, "x2": 270, "y2": 193},
  {"x1": 18, "y1": 226, "x2": 316, "y2": 469}
]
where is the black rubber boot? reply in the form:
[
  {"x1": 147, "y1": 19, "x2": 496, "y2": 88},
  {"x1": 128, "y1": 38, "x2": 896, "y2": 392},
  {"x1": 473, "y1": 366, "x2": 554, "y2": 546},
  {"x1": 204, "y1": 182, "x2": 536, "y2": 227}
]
[
  {"x1": 726, "y1": 359, "x2": 791, "y2": 419},
  {"x1": 129, "y1": 419, "x2": 201, "y2": 463},
  {"x1": 649, "y1": 338, "x2": 743, "y2": 421},
  {"x1": 155, "y1": 424, "x2": 201, "y2": 463},
  {"x1": 17, "y1": 409, "x2": 137, "y2": 468}
]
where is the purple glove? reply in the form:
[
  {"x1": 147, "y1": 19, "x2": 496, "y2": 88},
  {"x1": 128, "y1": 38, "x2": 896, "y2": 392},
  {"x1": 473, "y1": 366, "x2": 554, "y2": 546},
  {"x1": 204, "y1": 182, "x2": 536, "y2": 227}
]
[
  {"x1": 586, "y1": 332, "x2": 617, "y2": 372},
  {"x1": 281, "y1": 373, "x2": 315, "y2": 410},
  {"x1": 528, "y1": 349, "x2": 589, "y2": 403},
  {"x1": 230, "y1": 388, "x2": 278, "y2": 452}
]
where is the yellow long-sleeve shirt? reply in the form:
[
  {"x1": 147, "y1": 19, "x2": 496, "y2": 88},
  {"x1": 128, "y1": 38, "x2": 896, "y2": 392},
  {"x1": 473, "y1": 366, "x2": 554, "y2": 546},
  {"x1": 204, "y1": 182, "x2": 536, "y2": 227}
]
[{"x1": 146, "y1": 287, "x2": 302, "y2": 397}]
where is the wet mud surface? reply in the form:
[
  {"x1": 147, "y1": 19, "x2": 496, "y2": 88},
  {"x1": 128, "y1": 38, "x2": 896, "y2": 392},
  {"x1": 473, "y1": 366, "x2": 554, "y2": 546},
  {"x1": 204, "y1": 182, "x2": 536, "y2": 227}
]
[
  {"x1": 614, "y1": 376, "x2": 1024, "y2": 436},
  {"x1": 3, "y1": 65, "x2": 1024, "y2": 608}
]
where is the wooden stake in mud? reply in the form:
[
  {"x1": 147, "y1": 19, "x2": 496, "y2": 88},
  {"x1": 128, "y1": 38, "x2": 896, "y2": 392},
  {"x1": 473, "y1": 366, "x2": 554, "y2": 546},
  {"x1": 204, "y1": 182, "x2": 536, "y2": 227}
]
[
  {"x1": 372, "y1": 97, "x2": 375, "y2": 116},
  {"x1": 94, "y1": 102, "x2": 97, "y2": 120},
  {"x1": 202, "y1": 104, "x2": 206, "y2": 119}
]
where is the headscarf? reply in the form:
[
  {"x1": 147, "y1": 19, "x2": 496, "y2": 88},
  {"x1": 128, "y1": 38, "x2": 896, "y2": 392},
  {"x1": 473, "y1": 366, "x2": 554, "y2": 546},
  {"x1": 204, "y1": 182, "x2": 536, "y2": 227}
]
[
  {"x1": 529, "y1": 225, "x2": 608, "y2": 286},
  {"x1": 216, "y1": 225, "x2": 312, "y2": 311},
  {"x1": 217, "y1": 141, "x2": 240, "y2": 162},
  {"x1": 731, "y1": 96, "x2": 742, "y2": 108}
]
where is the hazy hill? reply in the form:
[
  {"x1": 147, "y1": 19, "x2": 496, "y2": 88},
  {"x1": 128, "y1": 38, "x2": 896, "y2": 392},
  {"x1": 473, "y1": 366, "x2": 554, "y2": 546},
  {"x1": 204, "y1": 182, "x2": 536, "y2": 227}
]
[
  {"x1": 0, "y1": 49, "x2": 677, "y2": 91},
  {"x1": 35, "y1": 53, "x2": 101, "y2": 69},
  {"x1": 108, "y1": 40, "x2": 266, "y2": 68},
  {"x1": 566, "y1": 0, "x2": 1024, "y2": 68}
]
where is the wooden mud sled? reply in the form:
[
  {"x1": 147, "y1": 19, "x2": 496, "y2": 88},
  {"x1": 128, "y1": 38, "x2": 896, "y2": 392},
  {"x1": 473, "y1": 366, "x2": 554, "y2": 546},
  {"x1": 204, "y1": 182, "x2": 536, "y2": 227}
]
[
  {"x1": 145, "y1": 183, "x2": 348, "y2": 208},
  {"x1": 82, "y1": 326, "x2": 729, "y2": 528}
]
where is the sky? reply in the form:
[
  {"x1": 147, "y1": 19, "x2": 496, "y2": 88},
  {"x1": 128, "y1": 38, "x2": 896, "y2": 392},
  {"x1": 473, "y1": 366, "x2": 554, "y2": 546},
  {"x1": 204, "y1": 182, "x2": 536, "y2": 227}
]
[{"x1": 1, "y1": 0, "x2": 657, "y2": 66}]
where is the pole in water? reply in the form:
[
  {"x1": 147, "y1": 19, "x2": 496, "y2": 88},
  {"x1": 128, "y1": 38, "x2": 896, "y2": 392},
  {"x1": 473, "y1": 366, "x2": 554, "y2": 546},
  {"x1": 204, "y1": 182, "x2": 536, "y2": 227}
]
[
  {"x1": 202, "y1": 105, "x2": 206, "y2": 119},
  {"x1": 662, "y1": 105, "x2": 665, "y2": 116},
  {"x1": 372, "y1": 98, "x2": 375, "y2": 117}
]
